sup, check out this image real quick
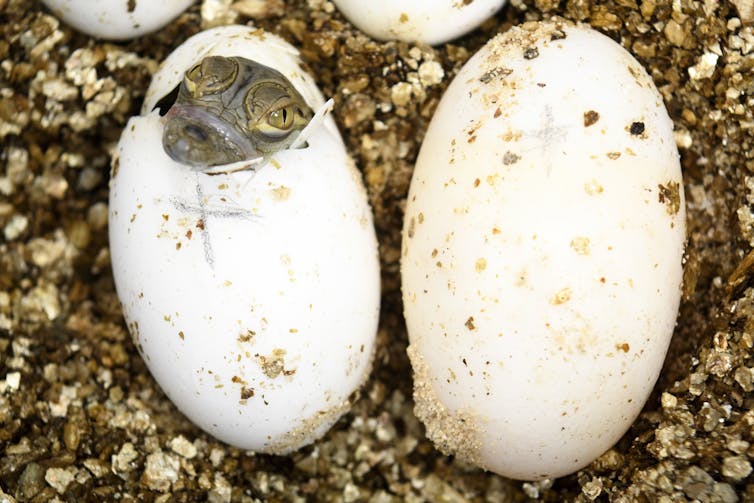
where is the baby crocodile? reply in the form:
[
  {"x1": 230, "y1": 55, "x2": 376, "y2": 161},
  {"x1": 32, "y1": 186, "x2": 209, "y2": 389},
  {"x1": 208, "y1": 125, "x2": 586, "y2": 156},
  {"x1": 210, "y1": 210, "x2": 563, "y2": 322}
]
[{"x1": 162, "y1": 55, "x2": 313, "y2": 168}]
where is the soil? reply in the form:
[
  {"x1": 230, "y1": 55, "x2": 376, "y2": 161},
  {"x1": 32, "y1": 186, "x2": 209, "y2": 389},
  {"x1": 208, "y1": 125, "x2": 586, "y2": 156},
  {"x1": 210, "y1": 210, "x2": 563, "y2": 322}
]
[{"x1": 1, "y1": 0, "x2": 753, "y2": 501}]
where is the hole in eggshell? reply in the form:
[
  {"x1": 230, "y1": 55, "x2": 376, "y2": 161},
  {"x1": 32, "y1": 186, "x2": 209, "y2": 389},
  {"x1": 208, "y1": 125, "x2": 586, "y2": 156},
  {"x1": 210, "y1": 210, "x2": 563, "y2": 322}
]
[
  {"x1": 151, "y1": 71, "x2": 325, "y2": 174},
  {"x1": 153, "y1": 83, "x2": 180, "y2": 116}
]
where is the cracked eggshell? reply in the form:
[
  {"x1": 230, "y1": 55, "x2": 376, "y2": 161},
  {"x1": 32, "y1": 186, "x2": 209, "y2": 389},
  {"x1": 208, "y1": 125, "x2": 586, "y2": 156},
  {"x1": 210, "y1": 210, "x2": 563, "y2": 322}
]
[
  {"x1": 332, "y1": 0, "x2": 506, "y2": 45},
  {"x1": 109, "y1": 25, "x2": 380, "y2": 453},
  {"x1": 42, "y1": 0, "x2": 195, "y2": 40},
  {"x1": 401, "y1": 21, "x2": 686, "y2": 480}
]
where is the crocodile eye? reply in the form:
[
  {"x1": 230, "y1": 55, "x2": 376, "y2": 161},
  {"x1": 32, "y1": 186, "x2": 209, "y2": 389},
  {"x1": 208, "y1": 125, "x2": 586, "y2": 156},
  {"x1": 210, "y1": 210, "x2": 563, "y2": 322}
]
[
  {"x1": 184, "y1": 56, "x2": 238, "y2": 98},
  {"x1": 267, "y1": 106, "x2": 295, "y2": 130}
]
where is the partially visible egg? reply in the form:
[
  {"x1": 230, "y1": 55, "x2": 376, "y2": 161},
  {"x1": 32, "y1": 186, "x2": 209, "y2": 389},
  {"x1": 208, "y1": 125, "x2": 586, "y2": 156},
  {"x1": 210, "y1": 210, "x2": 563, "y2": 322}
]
[
  {"x1": 109, "y1": 25, "x2": 380, "y2": 453},
  {"x1": 42, "y1": 0, "x2": 195, "y2": 40},
  {"x1": 401, "y1": 21, "x2": 685, "y2": 479},
  {"x1": 332, "y1": 0, "x2": 506, "y2": 45}
]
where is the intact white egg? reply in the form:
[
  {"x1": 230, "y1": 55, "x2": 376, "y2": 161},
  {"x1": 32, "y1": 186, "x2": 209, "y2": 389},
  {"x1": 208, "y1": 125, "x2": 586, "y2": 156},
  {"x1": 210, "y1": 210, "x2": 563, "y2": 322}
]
[
  {"x1": 401, "y1": 21, "x2": 685, "y2": 480},
  {"x1": 332, "y1": 0, "x2": 506, "y2": 45},
  {"x1": 42, "y1": 0, "x2": 195, "y2": 40},
  {"x1": 109, "y1": 25, "x2": 380, "y2": 453}
]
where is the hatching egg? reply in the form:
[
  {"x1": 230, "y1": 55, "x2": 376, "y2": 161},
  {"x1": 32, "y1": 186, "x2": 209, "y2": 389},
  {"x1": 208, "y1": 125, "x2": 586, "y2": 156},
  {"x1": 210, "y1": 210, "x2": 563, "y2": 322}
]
[
  {"x1": 42, "y1": 0, "x2": 194, "y2": 40},
  {"x1": 331, "y1": 0, "x2": 506, "y2": 45},
  {"x1": 401, "y1": 21, "x2": 685, "y2": 480},
  {"x1": 109, "y1": 25, "x2": 380, "y2": 453}
]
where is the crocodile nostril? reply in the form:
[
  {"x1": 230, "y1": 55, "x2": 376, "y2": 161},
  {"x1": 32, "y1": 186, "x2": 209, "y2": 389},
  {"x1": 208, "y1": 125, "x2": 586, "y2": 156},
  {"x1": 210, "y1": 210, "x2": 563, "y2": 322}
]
[{"x1": 184, "y1": 123, "x2": 208, "y2": 142}]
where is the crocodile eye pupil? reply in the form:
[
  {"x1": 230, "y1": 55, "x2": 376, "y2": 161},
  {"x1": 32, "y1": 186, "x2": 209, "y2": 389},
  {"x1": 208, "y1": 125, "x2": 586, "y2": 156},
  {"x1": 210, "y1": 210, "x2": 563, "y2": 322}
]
[{"x1": 268, "y1": 107, "x2": 294, "y2": 129}]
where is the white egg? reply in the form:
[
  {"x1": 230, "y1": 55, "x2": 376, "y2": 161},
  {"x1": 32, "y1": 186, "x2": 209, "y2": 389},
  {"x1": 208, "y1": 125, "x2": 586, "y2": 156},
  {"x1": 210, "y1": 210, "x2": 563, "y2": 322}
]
[
  {"x1": 109, "y1": 25, "x2": 380, "y2": 453},
  {"x1": 332, "y1": 0, "x2": 506, "y2": 45},
  {"x1": 401, "y1": 21, "x2": 685, "y2": 480},
  {"x1": 42, "y1": 0, "x2": 195, "y2": 40}
]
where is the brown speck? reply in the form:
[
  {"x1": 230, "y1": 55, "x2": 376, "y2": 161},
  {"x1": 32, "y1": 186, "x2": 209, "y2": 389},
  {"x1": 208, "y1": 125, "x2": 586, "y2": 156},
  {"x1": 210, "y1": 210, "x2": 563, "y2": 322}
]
[
  {"x1": 630, "y1": 121, "x2": 645, "y2": 135},
  {"x1": 418, "y1": 213, "x2": 424, "y2": 224},
  {"x1": 607, "y1": 152, "x2": 621, "y2": 160},
  {"x1": 479, "y1": 66, "x2": 513, "y2": 84},
  {"x1": 501, "y1": 129, "x2": 522, "y2": 142},
  {"x1": 465, "y1": 317, "x2": 476, "y2": 330},
  {"x1": 258, "y1": 348, "x2": 291, "y2": 379},
  {"x1": 551, "y1": 29, "x2": 566, "y2": 40},
  {"x1": 584, "y1": 110, "x2": 600, "y2": 127},
  {"x1": 196, "y1": 219, "x2": 205, "y2": 230},
  {"x1": 617, "y1": 343, "x2": 630, "y2": 352},
  {"x1": 658, "y1": 181, "x2": 681, "y2": 215},
  {"x1": 240, "y1": 386, "x2": 254, "y2": 400},
  {"x1": 127, "y1": 0, "x2": 136, "y2": 12},
  {"x1": 185, "y1": 229, "x2": 192, "y2": 239},
  {"x1": 178, "y1": 331, "x2": 184, "y2": 340},
  {"x1": 473, "y1": 178, "x2": 480, "y2": 187},
  {"x1": 407, "y1": 217, "x2": 416, "y2": 238},
  {"x1": 524, "y1": 47, "x2": 539, "y2": 59},
  {"x1": 162, "y1": 214, "x2": 169, "y2": 221},
  {"x1": 551, "y1": 287, "x2": 572, "y2": 305},
  {"x1": 570, "y1": 237, "x2": 591, "y2": 255},
  {"x1": 111, "y1": 157, "x2": 120, "y2": 179},
  {"x1": 503, "y1": 151, "x2": 521, "y2": 165},
  {"x1": 238, "y1": 330, "x2": 255, "y2": 343},
  {"x1": 492, "y1": 227, "x2": 501, "y2": 235},
  {"x1": 399, "y1": 12, "x2": 409, "y2": 23},
  {"x1": 494, "y1": 107, "x2": 502, "y2": 118},
  {"x1": 584, "y1": 179, "x2": 604, "y2": 195},
  {"x1": 468, "y1": 135, "x2": 477, "y2": 144},
  {"x1": 272, "y1": 185, "x2": 291, "y2": 201},
  {"x1": 175, "y1": 242, "x2": 181, "y2": 250},
  {"x1": 431, "y1": 249, "x2": 438, "y2": 258}
]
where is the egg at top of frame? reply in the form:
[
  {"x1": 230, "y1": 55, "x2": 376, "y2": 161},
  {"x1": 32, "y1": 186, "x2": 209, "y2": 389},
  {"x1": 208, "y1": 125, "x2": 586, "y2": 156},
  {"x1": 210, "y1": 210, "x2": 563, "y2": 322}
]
[
  {"x1": 41, "y1": 0, "x2": 195, "y2": 40},
  {"x1": 108, "y1": 25, "x2": 381, "y2": 454},
  {"x1": 331, "y1": 0, "x2": 507, "y2": 45},
  {"x1": 401, "y1": 20, "x2": 686, "y2": 480}
]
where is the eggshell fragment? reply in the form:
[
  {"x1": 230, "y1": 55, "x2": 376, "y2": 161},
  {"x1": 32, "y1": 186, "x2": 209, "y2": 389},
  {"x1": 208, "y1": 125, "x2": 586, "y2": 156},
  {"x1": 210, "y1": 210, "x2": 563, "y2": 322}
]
[
  {"x1": 109, "y1": 26, "x2": 380, "y2": 453},
  {"x1": 332, "y1": 0, "x2": 506, "y2": 45},
  {"x1": 401, "y1": 21, "x2": 685, "y2": 480},
  {"x1": 42, "y1": 0, "x2": 194, "y2": 40}
]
